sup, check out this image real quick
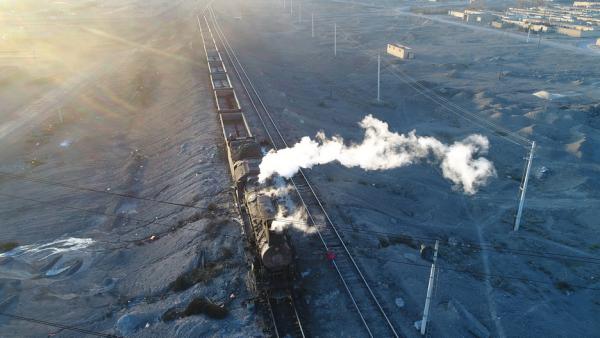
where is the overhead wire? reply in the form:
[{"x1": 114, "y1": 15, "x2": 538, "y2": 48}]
[
  {"x1": 2, "y1": 170, "x2": 597, "y2": 266},
  {"x1": 0, "y1": 312, "x2": 120, "y2": 338},
  {"x1": 0, "y1": 192, "x2": 241, "y2": 245},
  {"x1": 356, "y1": 254, "x2": 600, "y2": 291},
  {"x1": 331, "y1": 23, "x2": 533, "y2": 147},
  {"x1": 265, "y1": 216, "x2": 600, "y2": 264},
  {"x1": 291, "y1": 4, "x2": 534, "y2": 147},
  {"x1": 0, "y1": 171, "x2": 228, "y2": 211}
]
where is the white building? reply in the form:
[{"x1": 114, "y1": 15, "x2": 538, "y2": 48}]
[
  {"x1": 557, "y1": 25, "x2": 600, "y2": 37},
  {"x1": 448, "y1": 10, "x2": 466, "y2": 20},
  {"x1": 573, "y1": 1, "x2": 600, "y2": 8},
  {"x1": 387, "y1": 43, "x2": 414, "y2": 60}
]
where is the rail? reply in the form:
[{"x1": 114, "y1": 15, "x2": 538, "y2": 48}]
[
  {"x1": 207, "y1": 7, "x2": 399, "y2": 338},
  {"x1": 197, "y1": 13, "x2": 306, "y2": 338}
]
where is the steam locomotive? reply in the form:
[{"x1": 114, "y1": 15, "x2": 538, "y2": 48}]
[{"x1": 228, "y1": 134, "x2": 296, "y2": 291}]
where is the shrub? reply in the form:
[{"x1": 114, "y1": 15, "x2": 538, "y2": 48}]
[
  {"x1": 555, "y1": 281, "x2": 574, "y2": 293},
  {"x1": 0, "y1": 241, "x2": 19, "y2": 253},
  {"x1": 184, "y1": 297, "x2": 228, "y2": 319}
]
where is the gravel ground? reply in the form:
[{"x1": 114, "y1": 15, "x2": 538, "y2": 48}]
[
  {"x1": 1, "y1": 0, "x2": 600, "y2": 337},
  {"x1": 0, "y1": 1, "x2": 265, "y2": 337}
]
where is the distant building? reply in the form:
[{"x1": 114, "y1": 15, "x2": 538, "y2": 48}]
[
  {"x1": 387, "y1": 43, "x2": 414, "y2": 60},
  {"x1": 573, "y1": 1, "x2": 600, "y2": 8},
  {"x1": 448, "y1": 10, "x2": 466, "y2": 20},
  {"x1": 464, "y1": 9, "x2": 494, "y2": 23},
  {"x1": 491, "y1": 21, "x2": 503, "y2": 29},
  {"x1": 556, "y1": 25, "x2": 600, "y2": 37},
  {"x1": 529, "y1": 24, "x2": 551, "y2": 33}
]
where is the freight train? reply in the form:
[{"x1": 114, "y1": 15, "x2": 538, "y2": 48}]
[{"x1": 198, "y1": 15, "x2": 297, "y2": 293}]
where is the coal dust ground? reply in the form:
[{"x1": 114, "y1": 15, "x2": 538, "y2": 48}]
[{"x1": 1, "y1": 0, "x2": 600, "y2": 337}]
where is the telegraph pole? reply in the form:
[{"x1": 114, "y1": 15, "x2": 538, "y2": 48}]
[
  {"x1": 377, "y1": 53, "x2": 381, "y2": 101},
  {"x1": 311, "y1": 13, "x2": 314, "y2": 37},
  {"x1": 334, "y1": 23, "x2": 337, "y2": 56},
  {"x1": 290, "y1": 0, "x2": 293, "y2": 15},
  {"x1": 420, "y1": 240, "x2": 439, "y2": 336},
  {"x1": 526, "y1": 28, "x2": 530, "y2": 43},
  {"x1": 514, "y1": 141, "x2": 535, "y2": 231}
]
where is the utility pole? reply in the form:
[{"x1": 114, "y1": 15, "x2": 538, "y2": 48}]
[
  {"x1": 290, "y1": 0, "x2": 293, "y2": 16},
  {"x1": 537, "y1": 32, "x2": 542, "y2": 48},
  {"x1": 514, "y1": 141, "x2": 535, "y2": 231},
  {"x1": 334, "y1": 23, "x2": 337, "y2": 56},
  {"x1": 283, "y1": 0, "x2": 286, "y2": 9},
  {"x1": 299, "y1": 2, "x2": 302, "y2": 23},
  {"x1": 377, "y1": 53, "x2": 381, "y2": 101},
  {"x1": 526, "y1": 28, "x2": 530, "y2": 43},
  {"x1": 58, "y1": 109, "x2": 63, "y2": 124},
  {"x1": 421, "y1": 240, "x2": 439, "y2": 336},
  {"x1": 311, "y1": 13, "x2": 314, "y2": 37}
]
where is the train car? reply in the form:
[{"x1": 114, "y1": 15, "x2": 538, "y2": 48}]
[
  {"x1": 210, "y1": 72, "x2": 232, "y2": 91},
  {"x1": 219, "y1": 113, "x2": 259, "y2": 187},
  {"x1": 214, "y1": 88, "x2": 242, "y2": 113}
]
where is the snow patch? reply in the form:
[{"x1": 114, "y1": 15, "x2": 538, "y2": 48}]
[
  {"x1": 0, "y1": 237, "x2": 95, "y2": 259},
  {"x1": 533, "y1": 91, "x2": 565, "y2": 100}
]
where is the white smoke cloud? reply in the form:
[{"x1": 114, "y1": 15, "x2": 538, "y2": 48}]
[
  {"x1": 258, "y1": 115, "x2": 496, "y2": 195},
  {"x1": 261, "y1": 176, "x2": 314, "y2": 234}
]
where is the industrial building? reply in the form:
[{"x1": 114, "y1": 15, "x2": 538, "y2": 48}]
[
  {"x1": 491, "y1": 21, "x2": 503, "y2": 29},
  {"x1": 573, "y1": 1, "x2": 600, "y2": 8},
  {"x1": 447, "y1": 2, "x2": 600, "y2": 39},
  {"x1": 387, "y1": 43, "x2": 414, "y2": 60},
  {"x1": 464, "y1": 9, "x2": 494, "y2": 23},
  {"x1": 557, "y1": 25, "x2": 600, "y2": 37},
  {"x1": 448, "y1": 10, "x2": 465, "y2": 20},
  {"x1": 448, "y1": 9, "x2": 493, "y2": 23}
]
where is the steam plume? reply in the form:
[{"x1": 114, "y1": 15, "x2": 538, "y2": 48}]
[
  {"x1": 262, "y1": 176, "x2": 313, "y2": 234},
  {"x1": 258, "y1": 115, "x2": 496, "y2": 195}
]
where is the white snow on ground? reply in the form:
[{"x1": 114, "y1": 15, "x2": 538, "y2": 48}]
[
  {"x1": 0, "y1": 237, "x2": 95, "y2": 259},
  {"x1": 533, "y1": 91, "x2": 565, "y2": 100}
]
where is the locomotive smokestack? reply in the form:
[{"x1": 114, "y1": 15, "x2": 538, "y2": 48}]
[{"x1": 258, "y1": 115, "x2": 496, "y2": 195}]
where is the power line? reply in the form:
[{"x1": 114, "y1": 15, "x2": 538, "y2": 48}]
[
  {"x1": 331, "y1": 224, "x2": 600, "y2": 264},
  {"x1": 0, "y1": 171, "x2": 227, "y2": 211},
  {"x1": 382, "y1": 62, "x2": 532, "y2": 147},
  {"x1": 2, "y1": 176, "x2": 595, "y2": 267},
  {"x1": 0, "y1": 192, "x2": 241, "y2": 244},
  {"x1": 264, "y1": 217, "x2": 600, "y2": 265},
  {"x1": 307, "y1": 10, "x2": 529, "y2": 146},
  {"x1": 329, "y1": 19, "x2": 533, "y2": 148},
  {"x1": 269, "y1": 215, "x2": 598, "y2": 261},
  {"x1": 4, "y1": 157, "x2": 585, "y2": 266},
  {"x1": 356, "y1": 254, "x2": 600, "y2": 292},
  {"x1": 0, "y1": 312, "x2": 120, "y2": 338}
]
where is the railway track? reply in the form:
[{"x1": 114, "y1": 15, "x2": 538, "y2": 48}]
[
  {"x1": 206, "y1": 7, "x2": 400, "y2": 338},
  {"x1": 268, "y1": 295, "x2": 306, "y2": 338},
  {"x1": 197, "y1": 12, "x2": 306, "y2": 338}
]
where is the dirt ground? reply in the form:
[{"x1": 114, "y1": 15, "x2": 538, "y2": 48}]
[
  {"x1": 1, "y1": 0, "x2": 599, "y2": 337},
  {"x1": 0, "y1": 0, "x2": 265, "y2": 337}
]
